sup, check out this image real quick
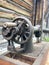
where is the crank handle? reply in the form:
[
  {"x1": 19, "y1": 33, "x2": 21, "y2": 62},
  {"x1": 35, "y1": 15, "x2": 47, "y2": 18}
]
[
  {"x1": 3, "y1": 22, "x2": 17, "y2": 28},
  {"x1": 0, "y1": 22, "x2": 17, "y2": 27}
]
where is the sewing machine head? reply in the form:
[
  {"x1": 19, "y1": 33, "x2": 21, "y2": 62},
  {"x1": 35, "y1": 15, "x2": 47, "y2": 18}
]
[{"x1": 2, "y1": 17, "x2": 33, "y2": 53}]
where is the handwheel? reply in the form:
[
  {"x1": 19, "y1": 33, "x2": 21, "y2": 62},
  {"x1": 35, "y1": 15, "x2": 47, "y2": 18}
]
[{"x1": 13, "y1": 17, "x2": 33, "y2": 44}]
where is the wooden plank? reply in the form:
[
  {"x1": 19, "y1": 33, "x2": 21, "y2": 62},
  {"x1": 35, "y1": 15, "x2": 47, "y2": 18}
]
[
  {"x1": 0, "y1": 59, "x2": 15, "y2": 65},
  {"x1": 0, "y1": 12, "x2": 18, "y2": 19},
  {"x1": 12, "y1": 0, "x2": 32, "y2": 11},
  {"x1": 40, "y1": 48, "x2": 49, "y2": 65},
  {"x1": 24, "y1": 0, "x2": 33, "y2": 6},
  {"x1": 36, "y1": 8, "x2": 40, "y2": 22},
  {"x1": 0, "y1": 0, "x2": 31, "y2": 17},
  {"x1": 0, "y1": 56, "x2": 30, "y2": 65},
  {"x1": 6, "y1": 53, "x2": 35, "y2": 65},
  {"x1": 40, "y1": 1, "x2": 43, "y2": 19}
]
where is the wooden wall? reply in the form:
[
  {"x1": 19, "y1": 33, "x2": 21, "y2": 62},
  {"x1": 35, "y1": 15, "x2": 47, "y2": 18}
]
[
  {"x1": 35, "y1": 0, "x2": 43, "y2": 25},
  {"x1": 0, "y1": 0, "x2": 42, "y2": 25}
]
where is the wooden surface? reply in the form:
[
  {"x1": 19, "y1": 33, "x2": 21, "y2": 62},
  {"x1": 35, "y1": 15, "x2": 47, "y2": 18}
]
[
  {"x1": 0, "y1": 0, "x2": 42, "y2": 25},
  {"x1": 0, "y1": 12, "x2": 18, "y2": 19},
  {"x1": 40, "y1": 48, "x2": 49, "y2": 65},
  {"x1": 0, "y1": 59, "x2": 15, "y2": 65},
  {"x1": 0, "y1": 0, "x2": 31, "y2": 16},
  {"x1": 12, "y1": 0, "x2": 32, "y2": 10}
]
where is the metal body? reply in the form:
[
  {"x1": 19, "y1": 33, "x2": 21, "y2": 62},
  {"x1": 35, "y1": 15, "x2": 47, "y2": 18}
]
[{"x1": 2, "y1": 17, "x2": 33, "y2": 53}]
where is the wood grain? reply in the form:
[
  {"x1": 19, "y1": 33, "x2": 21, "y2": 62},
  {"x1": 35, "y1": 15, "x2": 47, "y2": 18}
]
[
  {"x1": 24, "y1": 0, "x2": 32, "y2": 6},
  {"x1": 0, "y1": 12, "x2": 18, "y2": 19},
  {"x1": 0, "y1": 59, "x2": 15, "y2": 65},
  {"x1": 40, "y1": 48, "x2": 49, "y2": 65},
  {"x1": 12, "y1": 0, "x2": 32, "y2": 11},
  {"x1": 0, "y1": 0, "x2": 42, "y2": 25},
  {"x1": 0, "y1": 0, "x2": 31, "y2": 17}
]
